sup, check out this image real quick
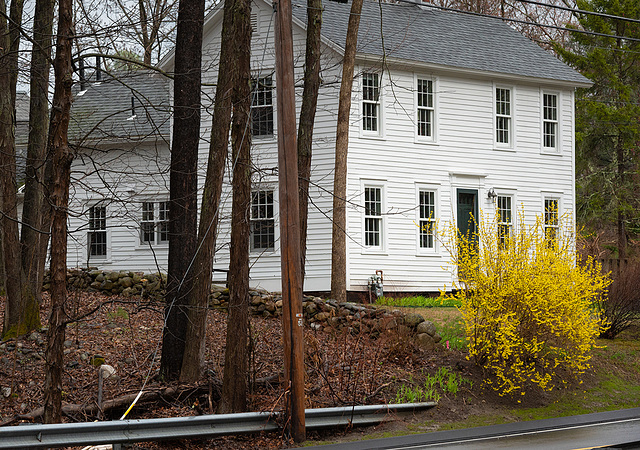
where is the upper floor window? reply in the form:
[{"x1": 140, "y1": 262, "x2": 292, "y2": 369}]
[
  {"x1": 497, "y1": 195, "x2": 512, "y2": 248},
  {"x1": 495, "y1": 87, "x2": 512, "y2": 146},
  {"x1": 544, "y1": 198, "x2": 559, "y2": 244},
  {"x1": 141, "y1": 201, "x2": 169, "y2": 245},
  {"x1": 364, "y1": 186, "x2": 382, "y2": 247},
  {"x1": 251, "y1": 190, "x2": 275, "y2": 251},
  {"x1": 362, "y1": 73, "x2": 380, "y2": 133},
  {"x1": 419, "y1": 189, "x2": 436, "y2": 249},
  {"x1": 543, "y1": 93, "x2": 558, "y2": 150},
  {"x1": 417, "y1": 78, "x2": 434, "y2": 139},
  {"x1": 88, "y1": 205, "x2": 107, "y2": 258},
  {"x1": 251, "y1": 74, "x2": 274, "y2": 137}
]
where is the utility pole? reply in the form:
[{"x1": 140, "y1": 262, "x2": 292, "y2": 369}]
[{"x1": 274, "y1": 0, "x2": 305, "y2": 442}]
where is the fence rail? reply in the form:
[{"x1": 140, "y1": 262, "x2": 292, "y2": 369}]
[
  {"x1": 0, "y1": 403, "x2": 436, "y2": 449},
  {"x1": 598, "y1": 258, "x2": 630, "y2": 274}
]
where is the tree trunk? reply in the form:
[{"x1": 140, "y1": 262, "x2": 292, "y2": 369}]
[
  {"x1": 330, "y1": 0, "x2": 363, "y2": 302},
  {"x1": 616, "y1": 137, "x2": 627, "y2": 259},
  {"x1": 43, "y1": 0, "x2": 74, "y2": 423},
  {"x1": 218, "y1": 0, "x2": 252, "y2": 410},
  {"x1": 160, "y1": 0, "x2": 204, "y2": 381},
  {"x1": 179, "y1": 0, "x2": 239, "y2": 383},
  {"x1": 297, "y1": 0, "x2": 322, "y2": 283},
  {"x1": 0, "y1": 0, "x2": 25, "y2": 339},
  {"x1": 19, "y1": 0, "x2": 55, "y2": 334}
]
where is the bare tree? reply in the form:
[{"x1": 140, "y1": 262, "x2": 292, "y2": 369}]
[
  {"x1": 297, "y1": 0, "x2": 323, "y2": 281},
  {"x1": 160, "y1": 0, "x2": 204, "y2": 381},
  {"x1": 43, "y1": 0, "x2": 74, "y2": 422},
  {"x1": 74, "y1": 0, "x2": 178, "y2": 66},
  {"x1": 331, "y1": 0, "x2": 363, "y2": 302},
  {"x1": 0, "y1": 0, "x2": 26, "y2": 338},
  {"x1": 179, "y1": 0, "x2": 238, "y2": 382},
  {"x1": 19, "y1": 0, "x2": 56, "y2": 335},
  {"x1": 218, "y1": 0, "x2": 252, "y2": 410}
]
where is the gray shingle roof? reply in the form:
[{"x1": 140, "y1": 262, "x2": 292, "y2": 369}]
[
  {"x1": 69, "y1": 71, "x2": 171, "y2": 145},
  {"x1": 293, "y1": 0, "x2": 588, "y2": 85}
]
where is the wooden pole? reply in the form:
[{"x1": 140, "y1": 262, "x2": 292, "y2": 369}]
[{"x1": 274, "y1": 0, "x2": 305, "y2": 442}]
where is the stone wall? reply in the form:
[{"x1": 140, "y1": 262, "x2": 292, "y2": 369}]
[
  {"x1": 43, "y1": 268, "x2": 166, "y2": 298},
  {"x1": 46, "y1": 268, "x2": 443, "y2": 349},
  {"x1": 210, "y1": 286, "x2": 443, "y2": 349}
]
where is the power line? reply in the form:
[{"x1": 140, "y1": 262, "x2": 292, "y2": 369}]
[
  {"x1": 511, "y1": 0, "x2": 640, "y2": 26},
  {"x1": 379, "y1": 0, "x2": 640, "y2": 44}
]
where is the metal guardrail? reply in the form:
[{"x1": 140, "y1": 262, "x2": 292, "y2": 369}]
[{"x1": 0, "y1": 402, "x2": 436, "y2": 449}]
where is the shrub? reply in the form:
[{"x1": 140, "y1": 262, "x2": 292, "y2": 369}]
[
  {"x1": 595, "y1": 261, "x2": 640, "y2": 339},
  {"x1": 444, "y1": 210, "x2": 610, "y2": 397}
]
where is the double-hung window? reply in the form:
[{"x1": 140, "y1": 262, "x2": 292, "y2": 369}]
[
  {"x1": 418, "y1": 189, "x2": 436, "y2": 250},
  {"x1": 497, "y1": 195, "x2": 512, "y2": 248},
  {"x1": 362, "y1": 73, "x2": 380, "y2": 133},
  {"x1": 542, "y1": 93, "x2": 558, "y2": 151},
  {"x1": 417, "y1": 78, "x2": 434, "y2": 139},
  {"x1": 495, "y1": 87, "x2": 512, "y2": 146},
  {"x1": 544, "y1": 198, "x2": 559, "y2": 244},
  {"x1": 140, "y1": 201, "x2": 169, "y2": 245},
  {"x1": 251, "y1": 190, "x2": 275, "y2": 251},
  {"x1": 88, "y1": 205, "x2": 107, "y2": 258},
  {"x1": 364, "y1": 186, "x2": 382, "y2": 248},
  {"x1": 251, "y1": 74, "x2": 274, "y2": 137}
]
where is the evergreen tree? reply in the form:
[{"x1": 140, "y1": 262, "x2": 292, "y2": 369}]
[{"x1": 557, "y1": 0, "x2": 640, "y2": 257}]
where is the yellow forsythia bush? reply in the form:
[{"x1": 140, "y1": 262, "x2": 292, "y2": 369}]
[{"x1": 445, "y1": 211, "x2": 610, "y2": 397}]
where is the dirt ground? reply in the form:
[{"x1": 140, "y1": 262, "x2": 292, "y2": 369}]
[{"x1": 0, "y1": 290, "x2": 621, "y2": 449}]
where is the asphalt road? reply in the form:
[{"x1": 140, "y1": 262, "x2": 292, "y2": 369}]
[{"x1": 303, "y1": 408, "x2": 640, "y2": 450}]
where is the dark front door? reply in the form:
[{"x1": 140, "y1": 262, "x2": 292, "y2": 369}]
[{"x1": 457, "y1": 189, "x2": 478, "y2": 240}]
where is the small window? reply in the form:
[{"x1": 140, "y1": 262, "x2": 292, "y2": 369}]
[
  {"x1": 419, "y1": 190, "x2": 436, "y2": 249},
  {"x1": 364, "y1": 186, "x2": 382, "y2": 247},
  {"x1": 251, "y1": 190, "x2": 275, "y2": 251},
  {"x1": 362, "y1": 73, "x2": 380, "y2": 132},
  {"x1": 496, "y1": 87, "x2": 512, "y2": 145},
  {"x1": 544, "y1": 198, "x2": 559, "y2": 244},
  {"x1": 497, "y1": 195, "x2": 512, "y2": 248},
  {"x1": 88, "y1": 205, "x2": 107, "y2": 258},
  {"x1": 251, "y1": 75, "x2": 274, "y2": 137},
  {"x1": 417, "y1": 79, "x2": 434, "y2": 138},
  {"x1": 140, "y1": 201, "x2": 169, "y2": 245},
  {"x1": 543, "y1": 93, "x2": 558, "y2": 150}
]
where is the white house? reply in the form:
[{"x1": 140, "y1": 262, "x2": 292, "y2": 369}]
[{"x1": 65, "y1": 0, "x2": 590, "y2": 295}]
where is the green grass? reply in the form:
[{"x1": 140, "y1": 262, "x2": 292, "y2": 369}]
[
  {"x1": 394, "y1": 368, "x2": 472, "y2": 404},
  {"x1": 376, "y1": 295, "x2": 461, "y2": 308}
]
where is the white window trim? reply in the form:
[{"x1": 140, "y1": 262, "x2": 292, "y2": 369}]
[
  {"x1": 359, "y1": 69, "x2": 385, "y2": 140},
  {"x1": 86, "y1": 201, "x2": 111, "y2": 264},
  {"x1": 542, "y1": 193, "x2": 562, "y2": 242},
  {"x1": 361, "y1": 180, "x2": 386, "y2": 254},
  {"x1": 540, "y1": 89, "x2": 562, "y2": 155},
  {"x1": 414, "y1": 75, "x2": 439, "y2": 145},
  {"x1": 415, "y1": 183, "x2": 440, "y2": 256},
  {"x1": 493, "y1": 190, "x2": 516, "y2": 246},
  {"x1": 251, "y1": 70, "x2": 277, "y2": 142},
  {"x1": 136, "y1": 198, "x2": 170, "y2": 250},
  {"x1": 493, "y1": 83, "x2": 516, "y2": 151},
  {"x1": 249, "y1": 186, "x2": 280, "y2": 255}
]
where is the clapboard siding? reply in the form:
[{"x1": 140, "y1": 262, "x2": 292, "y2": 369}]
[
  {"x1": 67, "y1": 144, "x2": 172, "y2": 272},
  {"x1": 345, "y1": 68, "x2": 576, "y2": 293},
  {"x1": 66, "y1": 0, "x2": 579, "y2": 294}
]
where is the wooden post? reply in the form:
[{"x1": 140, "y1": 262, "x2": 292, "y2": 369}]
[{"x1": 274, "y1": 0, "x2": 305, "y2": 442}]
